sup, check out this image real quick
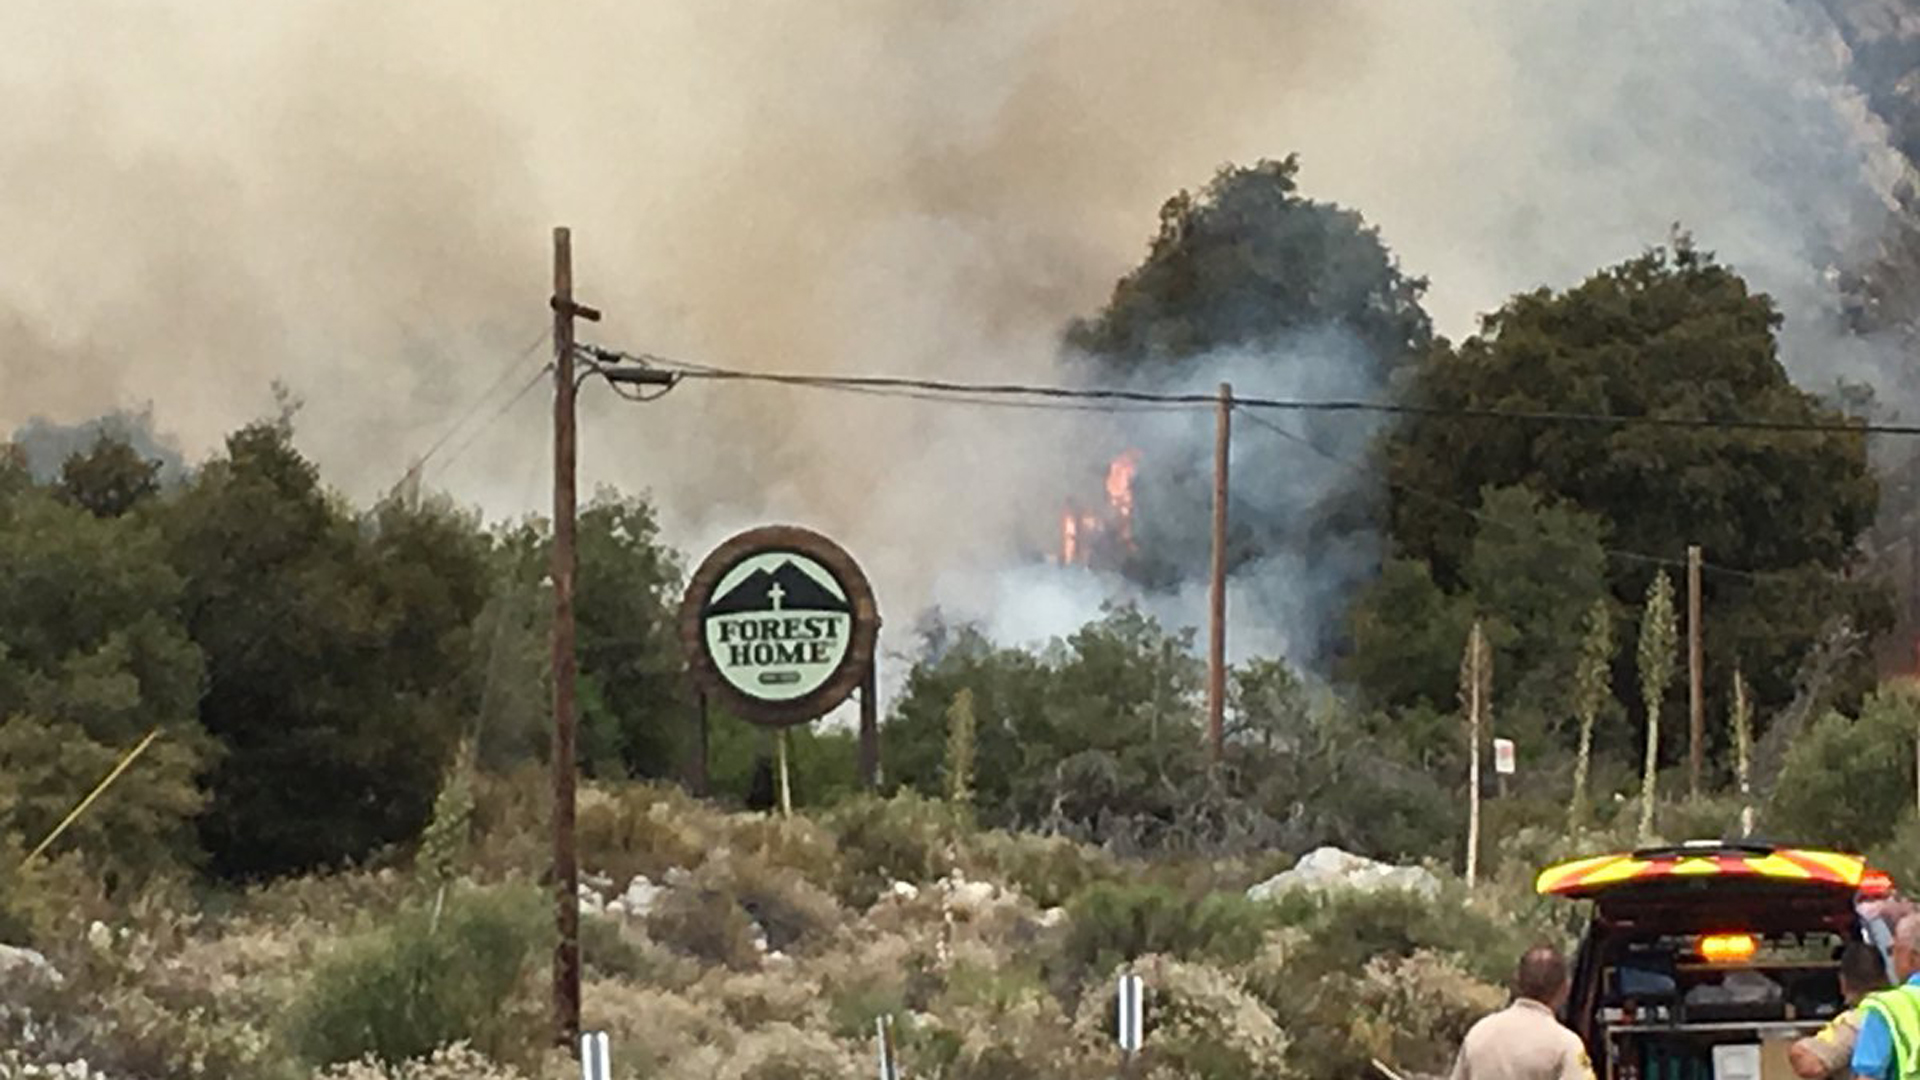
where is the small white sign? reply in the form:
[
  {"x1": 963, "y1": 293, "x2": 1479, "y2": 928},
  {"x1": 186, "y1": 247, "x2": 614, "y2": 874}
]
[
  {"x1": 1493, "y1": 738, "x2": 1516, "y2": 776},
  {"x1": 579, "y1": 1030, "x2": 610, "y2": 1080},
  {"x1": 1711, "y1": 1044, "x2": 1760, "y2": 1080},
  {"x1": 1117, "y1": 972, "x2": 1144, "y2": 1053}
]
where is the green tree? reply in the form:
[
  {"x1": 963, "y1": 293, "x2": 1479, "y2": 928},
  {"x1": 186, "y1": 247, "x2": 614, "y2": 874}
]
[
  {"x1": 1637, "y1": 572, "x2": 1679, "y2": 843},
  {"x1": 1767, "y1": 685, "x2": 1920, "y2": 852},
  {"x1": 885, "y1": 607, "x2": 1207, "y2": 837},
  {"x1": 883, "y1": 622, "x2": 1052, "y2": 821},
  {"x1": 1066, "y1": 156, "x2": 1431, "y2": 371},
  {"x1": 1023, "y1": 606, "x2": 1207, "y2": 831},
  {"x1": 494, "y1": 490, "x2": 689, "y2": 781},
  {"x1": 1066, "y1": 156, "x2": 1435, "y2": 662},
  {"x1": 1228, "y1": 658, "x2": 1310, "y2": 750},
  {"x1": 1381, "y1": 239, "x2": 1886, "y2": 714},
  {"x1": 0, "y1": 482, "x2": 210, "y2": 880},
  {"x1": 1342, "y1": 558, "x2": 1476, "y2": 714},
  {"x1": 704, "y1": 712, "x2": 860, "y2": 810},
  {"x1": 576, "y1": 492, "x2": 687, "y2": 778},
  {"x1": 1463, "y1": 486, "x2": 1611, "y2": 745},
  {"x1": 0, "y1": 443, "x2": 30, "y2": 501},
  {"x1": 1225, "y1": 673, "x2": 1458, "y2": 863},
  {"x1": 889, "y1": 616, "x2": 1452, "y2": 859},
  {"x1": 161, "y1": 424, "x2": 488, "y2": 878},
  {"x1": 56, "y1": 433, "x2": 162, "y2": 518}
]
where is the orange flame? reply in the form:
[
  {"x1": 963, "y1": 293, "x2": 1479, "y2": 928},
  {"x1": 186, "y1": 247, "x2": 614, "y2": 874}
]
[
  {"x1": 1056, "y1": 450, "x2": 1142, "y2": 566},
  {"x1": 1106, "y1": 450, "x2": 1141, "y2": 549}
]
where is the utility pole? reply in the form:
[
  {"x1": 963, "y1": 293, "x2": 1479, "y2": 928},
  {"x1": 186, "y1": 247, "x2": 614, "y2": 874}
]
[
  {"x1": 549, "y1": 226, "x2": 599, "y2": 1051},
  {"x1": 859, "y1": 666, "x2": 880, "y2": 790},
  {"x1": 688, "y1": 693, "x2": 710, "y2": 798},
  {"x1": 1206, "y1": 383, "x2": 1231, "y2": 762},
  {"x1": 1687, "y1": 544, "x2": 1704, "y2": 800}
]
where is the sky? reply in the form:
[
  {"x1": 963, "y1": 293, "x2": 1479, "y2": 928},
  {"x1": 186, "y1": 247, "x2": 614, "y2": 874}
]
[{"x1": 2, "y1": 0, "x2": 1912, "y2": 668}]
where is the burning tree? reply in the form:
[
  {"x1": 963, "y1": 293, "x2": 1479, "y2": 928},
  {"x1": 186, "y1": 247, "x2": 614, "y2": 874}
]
[{"x1": 1057, "y1": 449, "x2": 1143, "y2": 570}]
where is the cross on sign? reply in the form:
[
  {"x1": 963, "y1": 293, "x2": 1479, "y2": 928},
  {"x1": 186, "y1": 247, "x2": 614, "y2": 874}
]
[{"x1": 768, "y1": 582, "x2": 786, "y2": 610}]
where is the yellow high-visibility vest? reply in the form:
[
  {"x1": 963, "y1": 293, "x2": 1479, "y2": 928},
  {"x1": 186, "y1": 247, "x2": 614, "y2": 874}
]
[{"x1": 1863, "y1": 986, "x2": 1920, "y2": 1080}]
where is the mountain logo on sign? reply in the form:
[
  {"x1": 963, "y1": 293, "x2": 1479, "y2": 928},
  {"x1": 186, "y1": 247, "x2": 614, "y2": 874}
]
[{"x1": 707, "y1": 559, "x2": 850, "y2": 616}]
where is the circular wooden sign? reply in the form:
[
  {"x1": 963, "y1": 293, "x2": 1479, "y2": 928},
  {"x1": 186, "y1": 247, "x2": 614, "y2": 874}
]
[{"x1": 679, "y1": 525, "x2": 879, "y2": 728}]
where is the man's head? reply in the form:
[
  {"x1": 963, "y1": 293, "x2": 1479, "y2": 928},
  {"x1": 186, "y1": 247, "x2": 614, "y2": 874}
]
[
  {"x1": 1891, "y1": 914, "x2": 1920, "y2": 983},
  {"x1": 1840, "y1": 939, "x2": 1890, "y2": 1003},
  {"x1": 1516, "y1": 944, "x2": 1571, "y2": 1010}
]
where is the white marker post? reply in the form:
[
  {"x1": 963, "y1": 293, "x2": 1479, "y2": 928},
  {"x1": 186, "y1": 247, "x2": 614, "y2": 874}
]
[
  {"x1": 875, "y1": 1015, "x2": 899, "y2": 1080},
  {"x1": 1117, "y1": 971, "x2": 1144, "y2": 1075},
  {"x1": 579, "y1": 1030, "x2": 610, "y2": 1080}
]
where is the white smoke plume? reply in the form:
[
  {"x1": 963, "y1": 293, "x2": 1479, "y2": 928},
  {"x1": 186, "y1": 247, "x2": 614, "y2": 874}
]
[{"x1": 2, "y1": 0, "x2": 1913, "y2": 674}]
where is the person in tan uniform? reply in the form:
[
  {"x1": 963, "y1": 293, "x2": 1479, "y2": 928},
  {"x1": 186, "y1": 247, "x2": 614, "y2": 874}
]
[{"x1": 1450, "y1": 945, "x2": 1595, "y2": 1080}]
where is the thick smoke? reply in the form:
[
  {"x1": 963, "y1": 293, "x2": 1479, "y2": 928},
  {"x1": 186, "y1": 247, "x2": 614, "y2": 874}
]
[{"x1": 2, "y1": 0, "x2": 1914, "y2": 675}]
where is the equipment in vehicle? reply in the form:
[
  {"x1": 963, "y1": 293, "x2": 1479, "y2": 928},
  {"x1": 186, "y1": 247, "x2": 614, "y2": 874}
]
[{"x1": 1537, "y1": 840, "x2": 1896, "y2": 1080}]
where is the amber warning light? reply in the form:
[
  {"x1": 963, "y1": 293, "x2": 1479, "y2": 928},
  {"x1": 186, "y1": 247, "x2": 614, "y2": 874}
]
[{"x1": 1698, "y1": 933, "x2": 1758, "y2": 964}]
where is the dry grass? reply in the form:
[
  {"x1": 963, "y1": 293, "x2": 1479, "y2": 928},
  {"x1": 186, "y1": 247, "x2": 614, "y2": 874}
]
[{"x1": 0, "y1": 778, "x2": 1579, "y2": 1080}]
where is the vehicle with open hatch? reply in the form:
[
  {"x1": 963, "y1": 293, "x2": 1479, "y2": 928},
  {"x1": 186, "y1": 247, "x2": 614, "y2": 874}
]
[{"x1": 1536, "y1": 839, "x2": 1900, "y2": 1080}]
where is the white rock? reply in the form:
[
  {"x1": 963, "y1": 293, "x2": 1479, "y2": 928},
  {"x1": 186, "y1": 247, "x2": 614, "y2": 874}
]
[
  {"x1": 1037, "y1": 907, "x2": 1068, "y2": 929},
  {"x1": 889, "y1": 881, "x2": 920, "y2": 901},
  {"x1": 1246, "y1": 846, "x2": 1441, "y2": 902},
  {"x1": 620, "y1": 876, "x2": 663, "y2": 918},
  {"x1": 946, "y1": 880, "x2": 998, "y2": 918},
  {"x1": 605, "y1": 900, "x2": 627, "y2": 918},
  {"x1": 0, "y1": 943, "x2": 63, "y2": 989}
]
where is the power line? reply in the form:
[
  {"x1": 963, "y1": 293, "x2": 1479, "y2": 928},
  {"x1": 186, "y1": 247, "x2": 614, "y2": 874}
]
[
  {"x1": 578, "y1": 345, "x2": 1189, "y2": 414},
  {"x1": 416, "y1": 329, "x2": 551, "y2": 466},
  {"x1": 581, "y1": 339, "x2": 1884, "y2": 584},
  {"x1": 430, "y1": 363, "x2": 554, "y2": 481},
  {"x1": 1232, "y1": 407, "x2": 1796, "y2": 585},
  {"x1": 580, "y1": 344, "x2": 1915, "y2": 437},
  {"x1": 390, "y1": 329, "x2": 550, "y2": 498}
]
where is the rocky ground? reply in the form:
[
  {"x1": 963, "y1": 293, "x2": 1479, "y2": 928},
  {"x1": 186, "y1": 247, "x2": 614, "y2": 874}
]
[{"x1": 0, "y1": 779, "x2": 1584, "y2": 1080}]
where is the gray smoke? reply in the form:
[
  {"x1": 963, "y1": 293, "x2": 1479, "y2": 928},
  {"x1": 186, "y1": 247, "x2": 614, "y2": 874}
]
[
  {"x1": 2, "y1": 0, "x2": 1915, "y2": 677},
  {"x1": 11, "y1": 407, "x2": 188, "y2": 485}
]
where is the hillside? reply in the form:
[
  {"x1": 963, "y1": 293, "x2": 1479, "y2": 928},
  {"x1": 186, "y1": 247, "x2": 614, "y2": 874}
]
[{"x1": 2, "y1": 774, "x2": 1590, "y2": 1080}]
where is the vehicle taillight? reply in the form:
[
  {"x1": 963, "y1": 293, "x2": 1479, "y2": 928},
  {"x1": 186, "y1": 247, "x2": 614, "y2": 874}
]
[
  {"x1": 1862, "y1": 869, "x2": 1894, "y2": 898},
  {"x1": 1699, "y1": 933, "x2": 1758, "y2": 963}
]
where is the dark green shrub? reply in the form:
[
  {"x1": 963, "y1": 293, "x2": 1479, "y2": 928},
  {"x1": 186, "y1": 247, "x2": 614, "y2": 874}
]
[
  {"x1": 966, "y1": 830, "x2": 1121, "y2": 908},
  {"x1": 1252, "y1": 885, "x2": 1530, "y2": 986},
  {"x1": 1658, "y1": 794, "x2": 1748, "y2": 846},
  {"x1": 574, "y1": 783, "x2": 718, "y2": 885},
  {"x1": 724, "y1": 856, "x2": 844, "y2": 954},
  {"x1": 646, "y1": 885, "x2": 760, "y2": 969},
  {"x1": 1767, "y1": 689, "x2": 1920, "y2": 853},
  {"x1": 1060, "y1": 882, "x2": 1277, "y2": 976},
  {"x1": 1869, "y1": 814, "x2": 1920, "y2": 896},
  {"x1": 286, "y1": 883, "x2": 549, "y2": 1066},
  {"x1": 822, "y1": 792, "x2": 970, "y2": 906},
  {"x1": 578, "y1": 911, "x2": 672, "y2": 983}
]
